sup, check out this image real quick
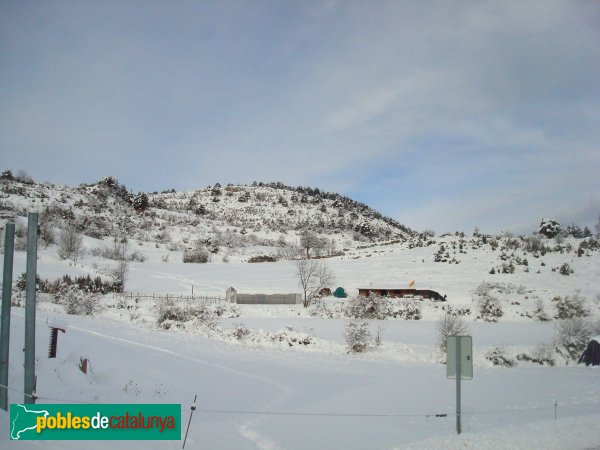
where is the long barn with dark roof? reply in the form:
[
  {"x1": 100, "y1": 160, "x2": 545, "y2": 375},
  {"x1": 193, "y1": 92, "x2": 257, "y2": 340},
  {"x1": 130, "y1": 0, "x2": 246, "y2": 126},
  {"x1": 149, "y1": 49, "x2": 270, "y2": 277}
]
[{"x1": 357, "y1": 287, "x2": 446, "y2": 302}]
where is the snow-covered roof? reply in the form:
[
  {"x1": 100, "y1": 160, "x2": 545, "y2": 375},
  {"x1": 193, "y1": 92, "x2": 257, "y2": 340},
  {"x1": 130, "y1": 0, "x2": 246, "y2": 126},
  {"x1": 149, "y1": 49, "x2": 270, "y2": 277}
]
[{"x1": 357, "y1": 286, "x2": 419, "y2": 290}]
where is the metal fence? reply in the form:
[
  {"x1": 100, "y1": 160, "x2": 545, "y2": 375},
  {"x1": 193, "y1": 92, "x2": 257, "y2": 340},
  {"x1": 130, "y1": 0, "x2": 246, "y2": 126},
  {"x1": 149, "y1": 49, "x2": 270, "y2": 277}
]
[
  {"x1": 113, "y1": 292, "x2": 224, "y2": 304},
  {"x1": 235, "y1": 293, "x2": 301, "y2": 305}
]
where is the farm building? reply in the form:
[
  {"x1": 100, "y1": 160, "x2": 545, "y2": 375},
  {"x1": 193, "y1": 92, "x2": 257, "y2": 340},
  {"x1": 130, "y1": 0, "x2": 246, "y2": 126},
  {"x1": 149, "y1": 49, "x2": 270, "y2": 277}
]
[
  {"x1": 357, "y1": 287, "x2": 446, "y2": 302},
  {"x1": 226, "y1": 287, "x2": 302, "y2": 305}
]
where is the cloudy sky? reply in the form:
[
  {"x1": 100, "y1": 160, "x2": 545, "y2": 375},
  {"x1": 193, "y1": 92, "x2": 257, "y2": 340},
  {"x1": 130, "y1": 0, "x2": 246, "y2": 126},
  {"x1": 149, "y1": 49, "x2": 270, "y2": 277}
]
[{"x1": 1, "y1": 0, "x2": 599, "y2": 234}]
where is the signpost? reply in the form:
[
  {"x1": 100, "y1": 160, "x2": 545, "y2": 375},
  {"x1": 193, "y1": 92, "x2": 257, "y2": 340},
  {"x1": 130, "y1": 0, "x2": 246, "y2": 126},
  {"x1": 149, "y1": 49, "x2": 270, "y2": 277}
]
[{"x1": 447, "y1": 335, "x2": 472, "y2": 434}]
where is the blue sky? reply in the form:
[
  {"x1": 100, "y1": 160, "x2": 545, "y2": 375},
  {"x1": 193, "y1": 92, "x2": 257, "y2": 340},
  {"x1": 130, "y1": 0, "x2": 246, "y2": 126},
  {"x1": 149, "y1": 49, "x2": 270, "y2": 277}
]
[{"x1": 1, "y1": 0, "x2": 599, "y2": 234}]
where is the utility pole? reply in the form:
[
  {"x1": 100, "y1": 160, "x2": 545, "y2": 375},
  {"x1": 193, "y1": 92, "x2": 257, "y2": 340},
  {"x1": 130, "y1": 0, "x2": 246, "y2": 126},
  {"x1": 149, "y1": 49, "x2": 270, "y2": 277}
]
[
  {"x1": 0, "y1": 223, "x2": 15, "y2": 410},
  {"x1": 24, "y1": 213, "x2": 38, "y2": 404}
]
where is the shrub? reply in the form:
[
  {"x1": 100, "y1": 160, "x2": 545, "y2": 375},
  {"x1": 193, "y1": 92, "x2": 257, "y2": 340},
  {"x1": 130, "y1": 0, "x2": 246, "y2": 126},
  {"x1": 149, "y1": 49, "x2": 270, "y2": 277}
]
[
  {"x1": 128, "y1": 250, "x2": 147, "y2": 262},
  {"x1": 58, "y1": 223, "x2": 83, "y2": 263},
  {"x1": 437, "y1": 313, "x2": 469, "y2": 353},
  {"x1": 15, "y1": 273, "x2": 50, "y2": 293},
  {"x1": 39, "y1": 223, "x2": 55, "y2": 246},
  {"x1": 248, "y1": 255, "x2": 278, "y2": 263},
  {"x1": 531, "y1": 343, "x2": 556, "y2": 366},
  {"x1": 533, "y1": 298, "x2": 551, "y2": 322},
  {"x1": 344, "y1": 295, "x2": 392, "y2": 320},
  {"x1": 213, "y1": 303, "x2": 240, "y2": 318},
  {"x1": 308, "y1": 301, "x2": 340, "y2": 318},
  {"x1": 345, "y1": 318, "x2": 370, "y2": 353},
  {"x1": 539, "y1": 218, "x2": 561, "y2": 238},
  {"x1": 477, "y1": 293, "x2": 503, "y2": 322},
  {"x1": 516, "y1": 343, "x2": 556, "y2": 366},
  {"x1": 156, "y1": 299, "x2": 220, "y2": 330},
  {"x1": 183, "y1": 244, "x2": 209, "y2": 263},
  {"x1": 156, "y1": 302, "x2": 188, "y2": 326},
  {"x1": 396, "y1": 299, "x2": 422, "y2": 320},
  {"x1": 271, "y1": 327, "x2": 313, "y2": 346},
  {"x1": 524, "y1": 234, "x2": 544, "y2": 252},
  {"x1": 441, "y1": 305, "x2": 472, "y2": 317},
  {"x1": 485, "y1": 346, "x2": 516, "y2": 367},
  {"x1": 552, "y1": 292, "x2": 588, "y2": 319},
  {"x1": 56, "y1": 285, "x2": 100, "y2": 316},
  {"x1": 559, "y1": 262, "x2": 573, "y2": 275},
  {"x1": 555, "y1": 318, "x2": 591, "y2": 360},
  {"x1": 231, "y1": 323, "x2": 251, "y2": 340},
  {"x1": 19, "y1": 273, "x2": 120, "y2": 295}
]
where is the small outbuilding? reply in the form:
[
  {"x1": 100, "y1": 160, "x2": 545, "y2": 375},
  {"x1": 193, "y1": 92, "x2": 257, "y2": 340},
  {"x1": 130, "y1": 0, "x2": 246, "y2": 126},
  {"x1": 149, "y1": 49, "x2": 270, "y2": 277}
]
[
  {"x1": 578, "y1": 337, "x2": 600, "y2": 366},
  {"x1": 226, "y1": 287, "x2": 238, "y2": 304}
]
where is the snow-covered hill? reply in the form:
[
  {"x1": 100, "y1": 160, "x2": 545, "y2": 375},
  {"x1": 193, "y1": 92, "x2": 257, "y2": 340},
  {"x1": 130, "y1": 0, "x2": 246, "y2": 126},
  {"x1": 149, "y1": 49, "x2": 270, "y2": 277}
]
[{"x1": 0, "y1": 172, "x2": 413, "y2": 265}]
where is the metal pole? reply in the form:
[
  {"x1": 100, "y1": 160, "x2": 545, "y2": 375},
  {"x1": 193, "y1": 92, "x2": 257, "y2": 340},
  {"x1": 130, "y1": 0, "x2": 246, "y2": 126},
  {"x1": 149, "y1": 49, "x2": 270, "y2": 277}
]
[
  {"x1": 0, "y1": 223, "x2": 15, "y2": 410},
  {"x1": 456, "y1": 337, "x2": 462, "y2": 434},
  {"x1": 182, "y1": 394, "x2": 197, "y2": 449},
  {"x1": 24, "y1": 213, "x2": 38, "y2": 404}
]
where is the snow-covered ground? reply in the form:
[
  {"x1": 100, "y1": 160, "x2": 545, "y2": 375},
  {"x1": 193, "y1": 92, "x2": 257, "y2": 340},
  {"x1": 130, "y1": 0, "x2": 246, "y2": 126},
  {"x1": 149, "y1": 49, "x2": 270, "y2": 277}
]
[
  {"x1": 1, "y1": 234, "x2": 600, "y2": 448},
  {"x1": 1, "y1": 306, "x2": 599, "y2": 449}
]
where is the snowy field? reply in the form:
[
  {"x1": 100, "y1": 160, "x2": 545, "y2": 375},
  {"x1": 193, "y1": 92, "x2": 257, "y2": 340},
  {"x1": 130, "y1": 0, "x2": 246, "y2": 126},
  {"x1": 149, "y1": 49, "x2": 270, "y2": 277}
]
[{"x1": 1, "y1": 238, "x2": 600, "y2": 449}]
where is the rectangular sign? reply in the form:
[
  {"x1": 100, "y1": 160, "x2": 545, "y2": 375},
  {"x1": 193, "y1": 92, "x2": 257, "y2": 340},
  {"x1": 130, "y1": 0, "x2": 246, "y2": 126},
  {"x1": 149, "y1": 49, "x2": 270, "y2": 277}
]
[
  {"x1": 446, "y1": 335, "x2": 473, "y2": 379},
  {"x1": 10, "y1": 403, "x2": 181, "y2": 441}
]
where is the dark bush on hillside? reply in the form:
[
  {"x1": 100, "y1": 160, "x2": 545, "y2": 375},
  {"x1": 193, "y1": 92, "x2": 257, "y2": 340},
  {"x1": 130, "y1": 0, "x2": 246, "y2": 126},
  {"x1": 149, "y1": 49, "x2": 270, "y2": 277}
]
[
  {"x1": 16, "y1": 273, "x2": 120, "y2": 294},
  {"x1": 538, "y1": 218, "x2": 561, "y2": 238},
  {"x1": 552, "y1": 292, "x2": 588, "y2": 319},
  {"x1": 485, "y1": 346, "x2": 516, "y2": 367},
  {"x1": 516, "y1": 344, "x2": 555, "y2": 366},
  {"x1": 559, "y1": 262, "x2": 573, "y2": 275},
  {"x1": 248, "y1": 255, "x2": 278, "y2": 263},
  {"x1": 183, "y1": 244, "x2": 210, "y2": 263}
]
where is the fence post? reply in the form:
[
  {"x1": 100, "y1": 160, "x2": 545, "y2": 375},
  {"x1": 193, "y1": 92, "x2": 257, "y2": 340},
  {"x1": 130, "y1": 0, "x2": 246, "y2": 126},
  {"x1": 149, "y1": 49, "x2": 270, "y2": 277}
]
[
  {"x1": 0, "y1": 223, "x2": 15, "y2": 410},
  {"x1": 24, "y1": 213, "x2": 38, "y2": 404}
]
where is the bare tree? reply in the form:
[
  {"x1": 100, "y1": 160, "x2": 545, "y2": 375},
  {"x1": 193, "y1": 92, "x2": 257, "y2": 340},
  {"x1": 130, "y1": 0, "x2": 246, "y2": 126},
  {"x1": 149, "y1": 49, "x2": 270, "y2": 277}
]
[
  {"x1": 58, "y1": 222, "x2": 83, "y2": 263},
  {"x1": 299, "y1": 229, "x2": 324, "y2": 259},
  {"x1": 437, "y1": 312, "x2": 469, "y2": 353},
  {"x1": 113, "y1": 259, "x2": 129, "y2": 292},
  {"x1": 108, "y1": 234, "x2": 129, "y2": 292},
  {"x1": 277, "y1": 244, "x2": 302, "y2": 261},
  {"x1": 295, "y1": 259, "x2": 335, "y2": 307}
]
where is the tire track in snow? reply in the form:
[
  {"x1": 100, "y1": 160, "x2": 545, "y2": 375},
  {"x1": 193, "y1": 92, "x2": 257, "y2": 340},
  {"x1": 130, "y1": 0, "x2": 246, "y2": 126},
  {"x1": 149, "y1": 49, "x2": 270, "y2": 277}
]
[
  {"x1": 67, "y1": 324, "x2": 292, "y2": 394},
  {"x1": 128, "y1": 267, "x2": 224, "y2": 293},
  {"x1": 67, "y1": 324, "x2": 292, "y2": 449}
]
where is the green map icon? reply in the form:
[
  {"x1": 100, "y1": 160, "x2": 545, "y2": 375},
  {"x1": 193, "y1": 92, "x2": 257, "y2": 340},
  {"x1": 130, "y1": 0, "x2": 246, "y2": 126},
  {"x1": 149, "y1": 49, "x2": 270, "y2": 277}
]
[{"x1": 10, "y1": 404, "x2": 49, "y2": 440}]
